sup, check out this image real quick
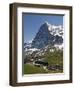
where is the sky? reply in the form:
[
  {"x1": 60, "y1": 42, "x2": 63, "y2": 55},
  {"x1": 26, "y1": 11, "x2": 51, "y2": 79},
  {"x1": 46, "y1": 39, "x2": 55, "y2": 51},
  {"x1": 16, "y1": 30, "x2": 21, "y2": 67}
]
[{"x1": 22, "y1": 13, "x2": 63, "y2": 43}]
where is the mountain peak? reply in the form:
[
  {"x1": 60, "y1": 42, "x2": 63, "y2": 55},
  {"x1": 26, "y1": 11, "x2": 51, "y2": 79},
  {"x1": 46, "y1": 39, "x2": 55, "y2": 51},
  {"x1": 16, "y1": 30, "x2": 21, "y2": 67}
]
[
  {"x1": 31, "y1": 22, "x2": 63, "y2": 49},
  {"x1": 43, "y1": 21, "x2": 51, "y2": 27},
  {"x1": 44, "y1": 21, "x2": 49, "y2": 25}
]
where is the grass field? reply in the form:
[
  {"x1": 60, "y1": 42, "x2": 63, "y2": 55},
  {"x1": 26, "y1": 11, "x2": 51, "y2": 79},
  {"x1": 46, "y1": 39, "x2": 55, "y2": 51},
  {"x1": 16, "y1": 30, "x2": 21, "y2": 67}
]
[
  {"x1": 24, "y1": 50, "x2": 63, "y2": 74},
  {"x1": 24, "y1": 63, "x2": 47, "y2": 74},
  {"x1": 24, "y1": 64, "x2": 63, "y2": 74}
]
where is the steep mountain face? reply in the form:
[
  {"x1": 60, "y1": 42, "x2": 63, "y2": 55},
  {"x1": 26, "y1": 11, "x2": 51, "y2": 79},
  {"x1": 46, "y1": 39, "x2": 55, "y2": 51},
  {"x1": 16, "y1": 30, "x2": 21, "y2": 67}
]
[{"x1": 31, "y1": 22, "x2": 63, "y2": 49}]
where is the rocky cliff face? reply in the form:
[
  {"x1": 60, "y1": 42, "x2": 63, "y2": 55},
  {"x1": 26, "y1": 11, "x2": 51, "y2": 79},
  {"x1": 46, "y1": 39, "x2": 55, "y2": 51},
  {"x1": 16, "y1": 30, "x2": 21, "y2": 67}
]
[{"x1": 31, "y1": 22, "x2": 63, "y2": 49}]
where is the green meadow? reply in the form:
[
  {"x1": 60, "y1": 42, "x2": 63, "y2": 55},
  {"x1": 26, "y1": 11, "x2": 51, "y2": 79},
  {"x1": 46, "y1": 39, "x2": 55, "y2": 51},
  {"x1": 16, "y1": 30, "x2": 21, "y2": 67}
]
[{"x1": 24, "y1": 50, "x2": 63, "y2": 74}]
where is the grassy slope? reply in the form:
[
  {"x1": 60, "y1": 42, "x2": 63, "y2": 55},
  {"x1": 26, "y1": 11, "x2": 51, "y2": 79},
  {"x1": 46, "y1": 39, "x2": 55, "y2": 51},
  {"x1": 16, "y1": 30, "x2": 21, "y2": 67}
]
[
  {"x1": 43, "y1": 50, "x2": 63, "y2": 66},
  {"x1": 24, "y1": 63, "x2": 63, "y2": 74},
  {"x1": 24, "y1": 63, "x2": 47, "y2": 74},
  {"x1": 24, "y1": 50, "x2": 63, "y2": 74}
]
